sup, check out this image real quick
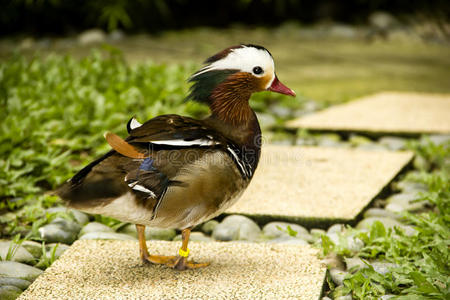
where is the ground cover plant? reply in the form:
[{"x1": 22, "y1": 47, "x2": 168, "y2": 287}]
[
  {"x1": 0, "y1": 47, "x2": 449, "y2": 299},
  {"x1": 0, "y1": 49, "x2": 293, "y2": 237}
]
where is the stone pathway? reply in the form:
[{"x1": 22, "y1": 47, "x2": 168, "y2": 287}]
[
  {"x1": 287, "y1": 92, "x2": 450, "y2": 135},
  {"x1": 19, "y1": 240, "x2": 326, "y2": 300},
  {"x1": 227, "y1": 145, "x2": 413, "y2": 224}
]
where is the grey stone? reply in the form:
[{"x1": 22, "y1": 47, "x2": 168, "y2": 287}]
[
  {"x1": 393, "y1": 180, "x2": 427, "y2": 193},
  {"x1": 356, "y1": 217, "x2": 402, "y2": 231},
  {"x1": 310, "y1": 228, "x2": 326, "y2": 237},
  {"x1": 21, "y1": 241, "x2": 43, "y2": 259},
  {"x1": 0, "y1": 261, "x2": 43, "y2": 281},
  {"x1": 212, "y1": 215, "x2": 261, "y2": 241},
  {"x1": 369, "y1": 11, "x2": 397, "y2": 29},
  {"x1": 371, "y1": 261, "x2": 398, "y2": 275},
  {"x1": 267, "y1": 236, "x2": 309, "y2": 245},
  {"x1": 335, "y1": 295, "x2": 352, "y2": 300},
  {"x1": 270, "y1": 105, "x2": 292, "y2": 118},
  {"x1": 327, "y1": 224, "x2": 345, "y2": 234},
  {"x1": 79, "y1": 232, "x2": 136, "y2": 241},
  {"x1": 379, "y1": 136, "x2": 407, "y2": 150},
  {"x1": 108, "y1": 29, "x2": 125, "y2": 41},
  {"x1": 322, "y1": 253, "x2": 344, "y2": 269},
  {"x1": 39, "y1": 218, "x2": 81, "y2": 244},
  {"x1": 321, "y1": 297, "x2": 332, "y2": 300},
  {"x1": 386, "y1": 192, "x2": 429, "y2": 214},
  {"x1": 262, "y1": 222, "x2": 309, "y2": 239},
  {"x1": 363, "y1": 208, "x2": 400, "y2": 220},
  {"x1": 80, "y1": 222, "x2": 115, "y2": 237},
  {"x1": 413, "y1": 155, "x2": 430, "y2": 171},
  {"x1": 345, "y1": 257, "x2": 367, "y2": 272},
  {"x1": 326, "y1": 232, "x2": 364, "y2": 252},
  {"x1": 118, "y1": 224, "x2": 176, "y2": 241},
  {"x1": 0, "y1": 285, "x2": 22, "y2": 300},
  {"x1": 45, "y1": 243, "x2": 70, "y2": 260},
  {"x1": 201, "y1": 220, "x2": 219, "y2": 235},
  {"x1": 329, "y1": 24, "x2": 357, "y2": 39},
  {"x1": 398, "y1": 225, "x2": 417, "y2": 237},
  {"x1": 146, "y1": 228, "x2": 176, "y2": 241},
  {"x1": 78, "y1": 28, "x2": 106, "y2": 45},
  {"x1": 349, "y1": 135, "x2": 372, "y2": 147},
  {"x1": 357, "y1": 143, "x2": 388, "y2": 151},
  {"x1": 0, "y1": 241, "x2": 35, "y2": 264},
  {"x1": 256, "y1": 113, "x2": 277, "y2": 129},
  {"x1": 427, "y1": 134, "x2": 450, "y2": 146},
  {"x1": 329, "y1": 268, "x2": 348, "y2": 286},
  {"x1": 173, "y1": 232, "x2": 213, "y2": 242},
  {"x1": 47, "y1": 207, "x2": 89, "y2": 226},
  {"x1": 0, "y1": 277, "x2": 31, "y2": 290},
  {"x1": 381, "y1": 295, "x2": 396, "y2": 300}
]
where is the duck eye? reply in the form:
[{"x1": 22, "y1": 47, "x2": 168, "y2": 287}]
[{"x1": 252, "y1": 66, "x2": 263, "y2": 75}]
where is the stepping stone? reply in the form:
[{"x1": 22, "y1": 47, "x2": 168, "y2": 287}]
[
  {"x1": 19, "y1": 240, "x2": 326, "y2": 300},
  {"x1": 287, "y1": 92, "x2": 450, "y2": 135},
  {"x1": 227, "y1": 145, "x2": 413, "y2": 225}
]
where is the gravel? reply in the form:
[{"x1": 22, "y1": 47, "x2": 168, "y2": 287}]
[{"x1": 19, "y1": 240, "x2": 326, "y2": 300}]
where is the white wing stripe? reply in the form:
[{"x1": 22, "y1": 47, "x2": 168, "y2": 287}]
[
  {"x1": 227, "y1": 146, "x2": 249, "y2": 177},
  {"x1": 128, "y1": 183, "x2": 156, "y2": 198},
  {"x1": 151, "y1": 139, "x2": 217, "y2": 146},
  {"x1": 129, "y1": 117, "x2": 142, "y2": 130}
]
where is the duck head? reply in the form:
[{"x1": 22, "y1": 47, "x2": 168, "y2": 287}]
[{"x1": 187, "y1": 44, "x2": 295, "y2": 124}]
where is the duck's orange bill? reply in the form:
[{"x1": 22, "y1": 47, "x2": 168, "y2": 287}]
[
  {"x1": 104, "y1": 132, "x2": 147, "y2": 159},
  {"x1": 268, "y1": 76, "x2": 296, "y2": 97}
]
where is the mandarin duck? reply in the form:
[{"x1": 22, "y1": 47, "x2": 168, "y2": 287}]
[{"x1": 57, "y1": 44, "x2": 295, "y2": 270}]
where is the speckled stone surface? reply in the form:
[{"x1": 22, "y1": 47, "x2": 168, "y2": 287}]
[
  {"x1": 227, "y1": 145, "x2": 413, "y2": 221},
  {"x1": 286, "y1": 92, "x2": 450, "y2": 134},
  {"x1": 19, "y1": 240, "x2": 326, "y2": 300}
]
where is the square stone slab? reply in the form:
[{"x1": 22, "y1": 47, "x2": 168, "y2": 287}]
[
  {"x1": 287, "y1": 92, "x2": 450, "y2": 135},
  {"x1": 227, "y1": 145, "x2": 413, "y2": 224},
  {"x1": 19, "y1": 240, "x2": 326, "y2": 300}
]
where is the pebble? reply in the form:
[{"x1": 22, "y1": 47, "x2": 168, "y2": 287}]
[
  {"x1": 79, "y1": 232, "x2": 137, "y2": 241},
  {"x1": 45, "y1": 243, "x2": 70, "y2": 260},
  {"x1": 0, "y1": 261, "x2": 43, "y2": 281},
  {"x1": 267, "y1": 236, "x2": 309, "y2": 245},
  {"x1": 329, "y1": 268, "x2": 348, "y2": 286},
  {"x1": 118, "y1": 224, "x2": 176, "y2": 241},
  {"x1": 386, "y1": 192, "x2": 428, "y2": 213},
  {"x1": 393, "y1": 180, "x2": 427, "y2": 193},
  {"x1": 378, "y1": 136, "x2": 407, "y2": 150},
  {"x1": 0, "y1": 285, "x2": 22, "y2": 300},
  {"x1": 413, "y1": 155, "x2": 430, "y2": 171},
  {"x1": 47, "y1": 207, "x2": 89, "y2": 226},
  {"x1": 262, "y1": 222, "x2": 309, "y2": 239},
  {"x1": 173, "y1": 232, "x2": 213, "y2": 242},
  {"x1": 344, "y1": 257, "x2": 367, "y2": 272},
  {"x1": 356, "y1": 217, "x2": 402, "y2": 231},
  {"x1": 270, "y1": 104, "x2": 292, "y2": 118},
  {"x1": 371, "y1": 261, "x2": 398, "y2": 275},
  {"x1": 349, "y1": 135, "x2": 372, "y2": 147},
  {"x1": 363, "y1": 208, "x2": 400, "y2": 220},
  {"x1": 322, "y1": 253, "x2": 344, "y2": 269},
  {"x1": 381, "y1": 295, "x2": 396, "y2": 299},
  {"x1": 78, "y1": 28, "x2": 107, "y2": 45},
  {"x1": 39, "y1": 218, "x2": 81, "y2": 244},
  {"x1": 200, "y1": 220, "x2": 219, "y2": 235},
  {"x1": 212, "y1": 215, "x2": 261, "y2": 241},
  {"x1": 327, "y1": 224, "x2": 345, "y2": 234},
  {"x1": 424, "y1": 134, "x2": 450, "y2": 146},
  {"x1": 335, "y1": 295, "x2": 352, "y2": 300},
  {"x1": 0, "y1": 241, "x2": 35, "y2": 264},
  {"x1": 326, "y1": 232, "x2": 364, "y2": 253},
  {"x1": 0, "y1": 277, "x2": 31, "y2": 290},
  {"x1": 21, "y1": 241, "x2": 43, "y2": 259},
  {"x1": 80, "y1": 222, "x2": 115, "y2": 237},
  {"x1": 256, "y1": 113, "x2": 277, "y2": 130}
]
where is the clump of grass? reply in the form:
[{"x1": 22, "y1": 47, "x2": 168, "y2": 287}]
[
  {"x1": 321, "y1": 139, "x2": 450, "y2": 299},
  {"x1": 0, "y1": 50, "x2": 291, "y2": 237}
]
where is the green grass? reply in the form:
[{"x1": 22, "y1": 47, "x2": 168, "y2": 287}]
[
  {"x1": 0, "y1": 49, "x2": 295, "y2": 236},
  {"x1": 5, "y1": 27, "x2": 449, "y2": 104},
  {"x1": 320, "y1": 139, "x2": 450, "y2": 299}
]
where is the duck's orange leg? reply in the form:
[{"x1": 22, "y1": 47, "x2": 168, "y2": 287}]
[
  {"x1": 166, "y1": 227, "x2": 210, "y2": 271},
  {"x1": 136, "y1": 224, "x2": 176, "y2": 264}
]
